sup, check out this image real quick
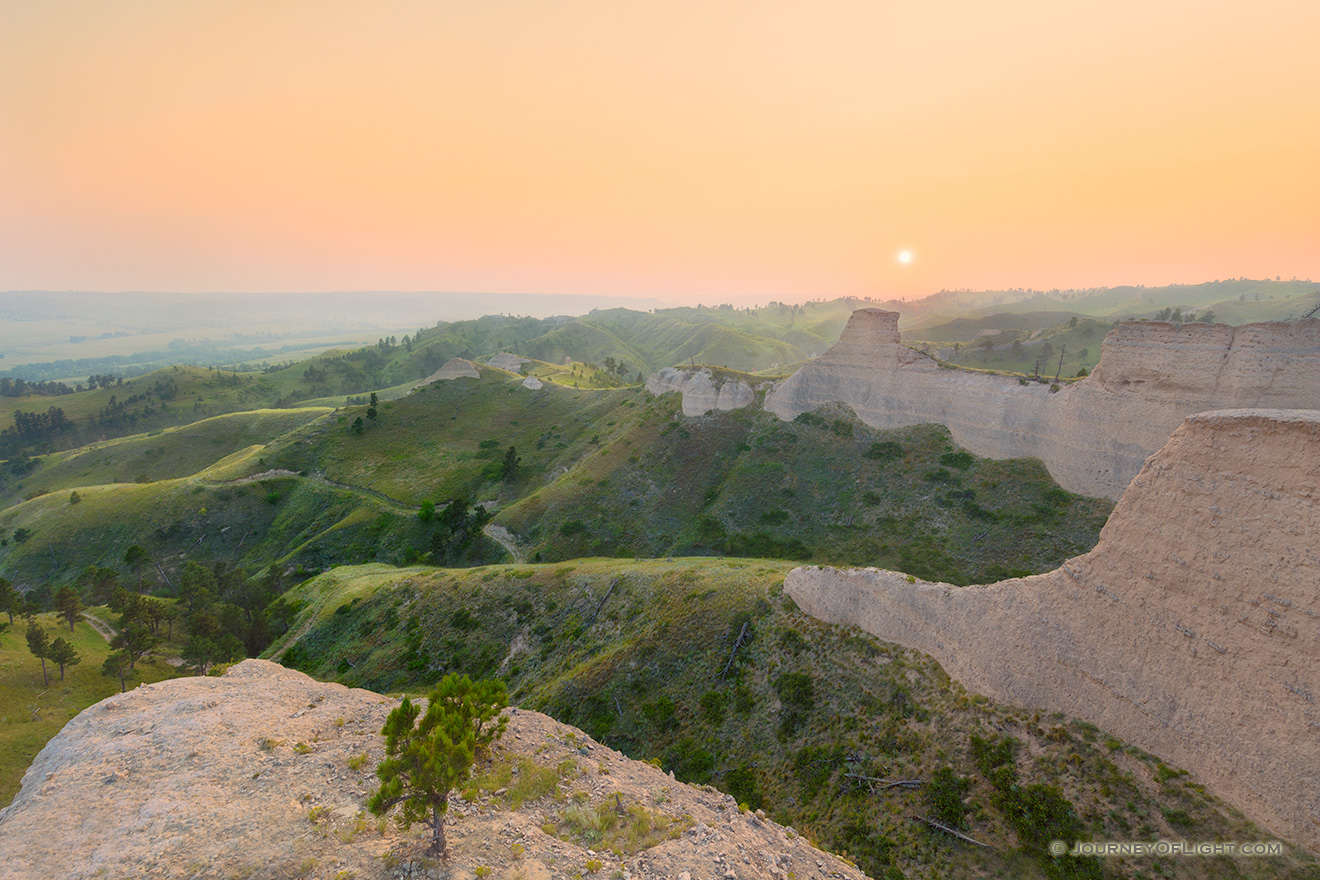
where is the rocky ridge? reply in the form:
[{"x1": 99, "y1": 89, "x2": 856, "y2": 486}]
[
  {"x1": 645, "y1": 367, "x2": 760, "y2": 417},
  {"x1": 785, "y1": 409, "x2": 1320, "y2": 853},
  {"x1": 763, "y1": 309, "x2": 1320, "y2": 498},
  {"x1": 418, "y1": 357, "x2": 482, "y2": 384},
  {"x1": 0, "y1": 660, "x2": 867, "y2": 880},
  {"x1": 486, "y1": 352, "x2": 532, "y2": 372}
]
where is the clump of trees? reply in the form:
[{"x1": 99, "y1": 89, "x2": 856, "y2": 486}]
[
  {"x1": 415, "y1": 497, "x2": 496, "y2": 566},
  {"x1": 368, "y1": 674, "x2": 508, "y2": 857}
]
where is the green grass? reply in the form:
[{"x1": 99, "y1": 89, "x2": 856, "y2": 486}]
[
  {"x1": 547, "y1": 796, "x2": 689, "y2": 856},
  {"x1": 1, "y1": 407, "x2": 331, "y2": 508},
  {"x1": 0, "y1": 612, "x2": 178, "y2": 807},
  {"x1": 0, "y1": 467, "x2": 439, "y2": 586},
  {"x1": 2, "y1": 363, "x2": 1110, "y2": 588}
]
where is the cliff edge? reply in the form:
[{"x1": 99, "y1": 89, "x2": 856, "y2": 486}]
[
  {"x1": 764, "y1": 309, "x2": 1320, "y2": 498},
  {"x1": 786, "y1": 409, "x2": 1320, "y2": 853},
  {"x1": 0, "y1": 660, "x2": 866, "y2": 880}
]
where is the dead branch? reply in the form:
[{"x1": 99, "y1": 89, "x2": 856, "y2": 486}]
[
  {"x1": 587, "y1": 578, "x2": 619, "y2": 626},
  {"x1": 913, "y1": 815, "x2": 992, "y2": 848},
  {"x1": 719, "y1": 621, "x2": 751, "y2": 679},
  {"x1": 844, "y1": 773, "x2": 923, "y2": 791}
]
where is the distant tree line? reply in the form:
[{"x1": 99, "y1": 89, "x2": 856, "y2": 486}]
[{"x1": 0, "y1": 378, "x2": 75, "y2": 398}]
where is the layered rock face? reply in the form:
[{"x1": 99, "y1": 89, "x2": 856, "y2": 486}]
[
  {"x1": 646, "y1": 366, "x2": 757, "y2": 416},
  {"x1": 786, "y1": 409, "x2": 1320, "y2": 853},
  {"x1": 0, "y1": 660, "x2": 866, "y2": 880},
  {"x1": 485, "y1": 351, "x2": 530, "y2": 372},
  {"x1": 764, "y1": 309, "x2": 1320, "y2": 498},
  {"x1": 416, "y1": 356, "x2": 481, "y2": 384}
]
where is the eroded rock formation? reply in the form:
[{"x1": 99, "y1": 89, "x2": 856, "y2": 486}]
[
  {"x1": 786, "y1": 409, "x2": 1320, "y2": 853},
  {"x1": 645, "y1": 366, "x2": 758, "y2": 416},
  {"x1": 485, "y1": 351, "x2": 531, "y2": 372},
  {"x1": 416, "y1": 356, "x2": 481, "y2": 384},
  {"x1": 764, "y1": 309, "x2": 1320, "y2": 498},
  {"x1": 0, "y1": 660, "x2": 866, "y2": 880}
]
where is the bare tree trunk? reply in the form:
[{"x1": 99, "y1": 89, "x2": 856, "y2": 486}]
[{"x1": 430, "y1": 801, "x2": 448, "y2": 857}]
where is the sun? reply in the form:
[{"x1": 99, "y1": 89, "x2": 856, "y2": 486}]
[{"x1": 898, "y1": 250, "x2": 913, "y2": 265}]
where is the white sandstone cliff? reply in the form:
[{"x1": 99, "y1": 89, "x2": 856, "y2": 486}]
[
  {"x1": 764, "y1": 309, "x2": 1320, "y2": 498},
  {"x1": 645, "y1": 367, "x2": 758, "y2": 417},
  {"x1": 785, "y1": 409, "x2": 1320, "y2": 854}
]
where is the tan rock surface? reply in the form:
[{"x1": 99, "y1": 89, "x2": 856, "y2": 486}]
[
  {"x1": 417, "y1": 357, "x2": 482, "y2": 385},
  {"x1": 764, "y1": 309, "x2": 1320, "y2": 498},
  {"x1": 785, "y1": 409, "x2": 1320, "y2": 853},
  {"x1": 0, "y1": 660, "x2": 867, "y2": 880},
  {"x1": 486, "y1": 352, "x2": 531, "y2": 372},
  {"x1": 645, "y1": 367, "x2": 758, "y2": 417}
]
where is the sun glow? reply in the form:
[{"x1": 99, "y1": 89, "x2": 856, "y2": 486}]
[{"x1": 898, "y1": 250, "x2": 913, "y2": 265}]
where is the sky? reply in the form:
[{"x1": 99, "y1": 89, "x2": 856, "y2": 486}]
[{"x1": 2, "y1": 0, "x2": 1318, "y2": 306}]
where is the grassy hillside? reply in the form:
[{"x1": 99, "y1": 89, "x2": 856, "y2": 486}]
[
  {"x1": 0, "y1": 465, "x2": 475, "y2": 591},
  {"x1": 0, "y1": 408, "x2": 330, "y2": 508},
  {"x1": 245, "y1": 370, "x2": 1111, "y2": 583},
  {"x1": 0, "y1": 611, "x2": 178, "y2": 806},
  {"x1": 909, "y1": 280, "x2": 1318, "y2": 327},
  {"x1": 906, "y1": 315, "x2": 1115, "y2": 377},
  {"x1": 272, "y1": 560, "x2": 1317, "y2": 880}
]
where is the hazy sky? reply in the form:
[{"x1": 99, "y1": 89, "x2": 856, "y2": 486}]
[{"x1": 3, "y1": 1, "x2": 1318, "y2": 304}]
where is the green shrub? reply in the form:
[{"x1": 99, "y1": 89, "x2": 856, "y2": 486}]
[
  {"x1": 699, "y1": 691, "x2": 727, "y2": 725},
  {"x1": 939, "y1": 450, "x2": 974, "y2": 470},
  {"x1": 864, "y1": 441, "x2": 903, "y2": 460},
  {"x1": 927, "y1": 765, "x2": 972, "y2": 827}
]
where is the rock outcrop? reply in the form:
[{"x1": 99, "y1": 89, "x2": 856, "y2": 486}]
[
  {"x1": 0, "y1": 660, "x2": 867, "y2": 880},
  {"x1": 785, "y1": 409, "x2": 1320, "y2": 853},
  {"x1": 645, "y1": 367, "x2": 758, "y2": 416},
  {"x1": 520, "y1": 376, "x2": 544, "y2": 390},
  {"x1": 485, "y1": 352, "x2": 531, "y2": 372},
  {"x1": 764, "y1": 309, "x2": 1320, "y2": 498},
  {"x1": 417, "y1": 357, "x2": 481, "y2": 384}
]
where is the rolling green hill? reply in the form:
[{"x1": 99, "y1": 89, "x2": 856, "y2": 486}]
[
  {"x1": 0, "y1": 367, "x2": 1108, "y2": 598},
  {"x1": 252, "y1": 370, "x2": 1111, "y2": 583},
  {"x1": 0, "y1": 408, "x2": 331, "y2": 508}
]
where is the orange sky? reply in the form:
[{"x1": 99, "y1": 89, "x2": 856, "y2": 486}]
[{"x1": 2, "y1": 0, "x2": 1318, "y2": 305}]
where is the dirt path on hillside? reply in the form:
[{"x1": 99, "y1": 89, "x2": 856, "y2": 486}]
[
  {"x1": 81, "y1": 612, "x2": 116, "y2": 643},
  {"x1": 205, "y1": 469, "x2": 416, "y2": 514},
  {"x1": 483, "y1": 523, "x2": 526, "y2": 563}
]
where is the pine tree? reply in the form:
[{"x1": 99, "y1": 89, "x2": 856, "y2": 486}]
[
  {"x1": 500, "y1": 446, "x2": 520, "y2": 482},
  {"x1": 123, "y1": 545, "x2": 150, "y2": 593},
  {"x1": 0, "y1": 577, "x2": 17, "y2": 625},
  {"x1": 55, "y1": 584, "x2": 84, "y2": 632},
  {"x1": 102, "y1": 650, "x2": 134, "y2": 693},
  {"x1": 368, "y1": 675, "x2": 508, "y2": 857},
  {"x1": 26, "y1": 622, "x2": 50, "y2": 687},
  {"x1": 47, "y1": 637, "x2": 81, "y2": 680}
]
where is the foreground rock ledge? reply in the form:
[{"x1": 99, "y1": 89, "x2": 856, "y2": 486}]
[
  {"x1": 0, "y1": 660, "x2": 867, "y2": 880},
  {"x1": 787, "y1": 408, "x2": 1320, "y2": 855}
]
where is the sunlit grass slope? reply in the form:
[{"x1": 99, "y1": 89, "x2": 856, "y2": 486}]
[
  {"x1": 1, "y1": 408, "x2": 330, "y2": 507},
  {"x1": 0, "y1": 468, "x2": 432, "y2": 586}
]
